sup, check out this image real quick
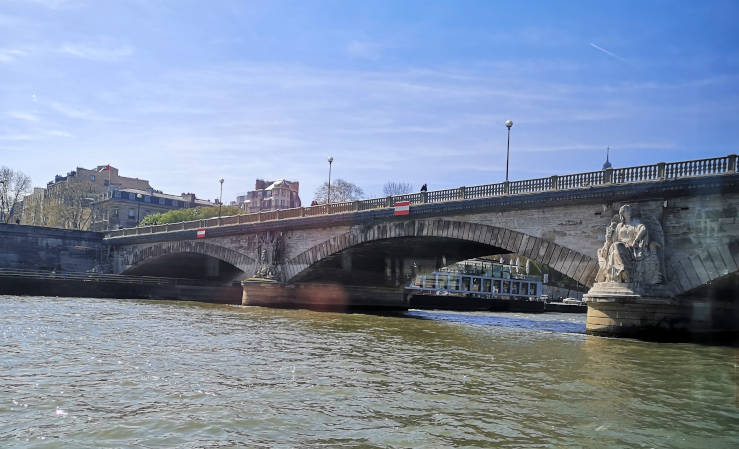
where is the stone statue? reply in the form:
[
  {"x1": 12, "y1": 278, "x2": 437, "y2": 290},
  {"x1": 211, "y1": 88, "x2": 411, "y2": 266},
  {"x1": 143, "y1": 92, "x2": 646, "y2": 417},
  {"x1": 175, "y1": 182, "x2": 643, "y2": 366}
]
[
  {"x1": 255, "y1": 232, "x2": 283, "y2": 280},
  {"x1": 595, "y1": 204, "x2": 664, "y2": 285}
]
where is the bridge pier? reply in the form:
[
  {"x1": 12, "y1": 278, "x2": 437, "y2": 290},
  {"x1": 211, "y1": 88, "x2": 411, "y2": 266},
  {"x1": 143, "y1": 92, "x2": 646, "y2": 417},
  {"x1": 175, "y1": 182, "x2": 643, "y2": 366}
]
[
  {"x1": 584, "y1": 284, "x2": 739, "y2": 343},
  {"x1": 242, "y1": 279, "x2": 408, "y2": 312}
]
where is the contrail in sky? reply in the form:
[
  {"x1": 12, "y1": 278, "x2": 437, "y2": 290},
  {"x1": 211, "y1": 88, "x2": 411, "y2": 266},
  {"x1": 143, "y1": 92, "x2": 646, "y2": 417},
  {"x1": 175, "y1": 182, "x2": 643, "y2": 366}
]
[{"x1": 589, "y1": 42, "x2": 627, "y2": 62}]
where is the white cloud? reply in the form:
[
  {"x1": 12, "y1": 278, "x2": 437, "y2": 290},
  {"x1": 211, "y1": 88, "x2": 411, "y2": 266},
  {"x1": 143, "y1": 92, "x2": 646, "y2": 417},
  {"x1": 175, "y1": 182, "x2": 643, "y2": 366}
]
[
  {"x1": 23, "y1": 0, "x2": 85, "y2": 10},
  {"x1": 8, "y1": 111, "x2": 39, "y2": 122},
  {"x1": 44, "y1": 129, "x2": 73, "y2": 137},
  {"x1": 48, "y1": 101, "x2": 116, "y2": 121},
  {"x1": 0, "y1": 49, "x2": 27, "y2": 63},
  {"x1": 60, "y1": 42, "x2": 133, "y2": 62},
  {"x1": 0, "y1": 134, "x2": 36, "y2": 142}
]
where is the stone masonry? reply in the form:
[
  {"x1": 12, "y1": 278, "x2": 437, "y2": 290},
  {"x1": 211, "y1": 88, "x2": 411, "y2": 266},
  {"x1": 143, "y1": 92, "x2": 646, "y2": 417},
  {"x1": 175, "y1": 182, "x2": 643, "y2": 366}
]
[{"x1": 108, "y1": 174, "x2": 739, "y2": 299}]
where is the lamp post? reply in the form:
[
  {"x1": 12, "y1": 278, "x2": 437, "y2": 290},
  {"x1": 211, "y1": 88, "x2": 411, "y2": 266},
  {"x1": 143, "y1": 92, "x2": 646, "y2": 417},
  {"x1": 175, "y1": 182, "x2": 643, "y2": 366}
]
[
  {"x1": 218, "y1": 178, "x2": 224, "y2": 219},
  {"x1": 327, "y1": 156, "x2": 334, "y2": 204},
  {"x1": 505, "y1": 120, "x2": 513, "y2": 183},
  {"x1": 0, "y1": 179, "x2": 5, "y2": 223},
  {"x1": 136, "y1": 193, "x2": 143, "y2": 225}
]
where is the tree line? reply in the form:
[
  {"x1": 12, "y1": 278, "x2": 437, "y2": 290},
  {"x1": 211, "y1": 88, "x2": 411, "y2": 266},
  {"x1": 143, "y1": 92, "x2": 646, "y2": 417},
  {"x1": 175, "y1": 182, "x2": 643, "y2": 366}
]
[
  {"x1": 311, "y1": 180, "x2": 417, "y2": 204},
  {"x1": 2, "y1": 163, "x2": 420, "y2": 229}
]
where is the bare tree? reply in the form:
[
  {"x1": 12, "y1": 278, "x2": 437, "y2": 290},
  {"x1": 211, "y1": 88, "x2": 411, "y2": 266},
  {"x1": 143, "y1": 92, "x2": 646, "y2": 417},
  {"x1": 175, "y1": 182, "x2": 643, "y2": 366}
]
[
  {"x1": 382, "y1": 181, "x2": 414, "y2": 196},
  {"x1": 20, "y1": 189, "x2": 47, "y2": 226},
  {"x1": 313, "y1": 179, "x2": 364, "y2": 203},
  {"x1": 45, "y1": 181, "x2": 100, "y2": 230},
  {"x1": 0, "y1": 166, "x2": 32, "y2": 223}
]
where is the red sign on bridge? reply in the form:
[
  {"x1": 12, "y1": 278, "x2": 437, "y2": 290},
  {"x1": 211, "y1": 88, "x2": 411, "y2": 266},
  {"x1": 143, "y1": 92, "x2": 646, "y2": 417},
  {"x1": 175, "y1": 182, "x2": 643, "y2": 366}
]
[
  {"x1": 196, "y1": 228, "x2": 206, "y2": 239},
  {"x1": 394, "y1": 201, "x2": 410, "y2": 216}
]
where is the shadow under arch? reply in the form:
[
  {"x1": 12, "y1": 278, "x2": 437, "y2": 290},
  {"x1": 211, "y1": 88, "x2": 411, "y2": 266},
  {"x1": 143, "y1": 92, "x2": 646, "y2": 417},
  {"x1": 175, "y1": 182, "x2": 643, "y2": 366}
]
[
  {"x1": 121, "y1": 240, "x2": 256, "y2": 277},
  {"x1": 283, "y1": 218, "x2": 598, "y2": 287}
]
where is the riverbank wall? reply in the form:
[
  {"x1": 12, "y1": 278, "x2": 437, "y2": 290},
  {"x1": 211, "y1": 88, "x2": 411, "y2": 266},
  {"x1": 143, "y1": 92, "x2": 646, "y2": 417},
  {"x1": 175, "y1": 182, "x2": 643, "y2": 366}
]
[
  {"x1": 0, "y1": 223, "x2": 104, "y2": 272},
  {"x1": 0, "y1": 270, "x2": 242, "y2": 305}
]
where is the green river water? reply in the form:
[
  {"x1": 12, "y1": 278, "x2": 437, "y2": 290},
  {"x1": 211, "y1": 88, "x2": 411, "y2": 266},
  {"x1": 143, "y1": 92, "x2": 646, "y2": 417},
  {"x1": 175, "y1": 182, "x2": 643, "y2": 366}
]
[{"x1": 0, "y1": 295, "x2": 737, "y2": 448}]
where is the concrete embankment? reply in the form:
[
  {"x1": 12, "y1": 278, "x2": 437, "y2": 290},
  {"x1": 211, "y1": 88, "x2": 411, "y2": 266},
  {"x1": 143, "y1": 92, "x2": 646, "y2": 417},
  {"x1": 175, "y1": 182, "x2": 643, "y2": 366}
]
[{"x1": 0, "y1": 269, "x2": 242, "y2": 304}]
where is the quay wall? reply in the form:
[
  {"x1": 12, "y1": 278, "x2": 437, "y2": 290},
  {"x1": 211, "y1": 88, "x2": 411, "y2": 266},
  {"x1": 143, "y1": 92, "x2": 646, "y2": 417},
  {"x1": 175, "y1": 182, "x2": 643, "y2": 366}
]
[
  {"x1": 0, "y1": 223, "x2": 104, "y2": 273},
  {"x1": 0, "y1": 276, "x2": 242, "y2": 305}
]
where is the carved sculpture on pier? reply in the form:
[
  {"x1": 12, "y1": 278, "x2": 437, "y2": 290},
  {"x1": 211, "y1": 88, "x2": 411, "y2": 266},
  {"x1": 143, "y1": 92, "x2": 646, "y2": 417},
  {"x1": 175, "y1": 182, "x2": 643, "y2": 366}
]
[
  {"x1": 255, "y1": 232, "x2": 284, "y2": 281},
  {"x1": 595, "y1": 204, "x2": 665, "y2": 287}
]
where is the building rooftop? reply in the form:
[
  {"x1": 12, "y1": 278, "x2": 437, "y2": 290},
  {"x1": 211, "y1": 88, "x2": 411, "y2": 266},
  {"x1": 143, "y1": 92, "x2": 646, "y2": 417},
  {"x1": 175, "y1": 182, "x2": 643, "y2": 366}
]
[
  {"x1": 116, "y1": 188, "x2": 213, "y2": 206},
  {"x1": 264, "y1": 179, "x2": 298, "y2": 191}
]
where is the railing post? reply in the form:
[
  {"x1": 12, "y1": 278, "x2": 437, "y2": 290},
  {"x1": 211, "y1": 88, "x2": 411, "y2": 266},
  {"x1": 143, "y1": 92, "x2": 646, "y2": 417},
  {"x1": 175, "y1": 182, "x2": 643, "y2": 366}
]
[
  {"x1": 300, "y1": 207, "x2": 306, "y2": 217},
  {"x1": 165, "y1": 224, "x2": 170, "y2": 233},
  {"x1": 421, "y1": 191, "x2": 428, "y2": 203},
  {"x1": 729, "y1": 154, "x2": 737, "y2": 173},
  {"x1": 258, "y1": 212, "x2": 263, "y2": 222},
  {"x1": 238, "y1": 214, "x2": 243, "y2": 224},
  {"x1": 657, "y1": 162, "x2": 666, "y2": 179},
  {"x1": 603, "y1": 168, "x2": 613, "y2": 184},
  {"x1": 549, "y1": 175, "x2": 559, "y2": 190},
  {"x1": 386, "y1": 195, "x2": 394, "y2": 207},
  {"x1": 353, "y1": 200, "x2": 360, "y2": 211},
  {"x1": 502, "y1": 181, "x2": 509, "y2": 195},
  {"x1": 276, "y1": 210, "x2": 282, "y2": 220}
]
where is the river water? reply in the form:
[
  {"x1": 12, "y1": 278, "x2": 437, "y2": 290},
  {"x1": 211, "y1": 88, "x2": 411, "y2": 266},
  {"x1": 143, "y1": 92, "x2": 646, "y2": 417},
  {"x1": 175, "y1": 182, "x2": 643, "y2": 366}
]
[{"x1": 0, "y1": 295, "x2": 737, "y2": 448}]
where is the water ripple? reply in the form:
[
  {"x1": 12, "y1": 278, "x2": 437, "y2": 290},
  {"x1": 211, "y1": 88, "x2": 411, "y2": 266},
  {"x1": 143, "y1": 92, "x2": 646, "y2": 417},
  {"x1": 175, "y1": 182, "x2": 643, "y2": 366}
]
[{"x1": 0, "y1": 295, "x2": 737, "y2": 448}]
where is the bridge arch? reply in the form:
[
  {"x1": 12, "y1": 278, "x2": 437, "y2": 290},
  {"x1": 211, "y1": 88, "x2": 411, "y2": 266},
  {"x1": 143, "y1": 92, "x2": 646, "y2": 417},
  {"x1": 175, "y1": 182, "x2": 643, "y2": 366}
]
[
  {"x1": 667, "y1": 240, "x2": 739, "y2": 296},
  {"x1": 283, "y1": 219, "x2": 599, "y2": 287},
  {"x1": 121, "y1": 240, "x2": 256, "y2": 275}
]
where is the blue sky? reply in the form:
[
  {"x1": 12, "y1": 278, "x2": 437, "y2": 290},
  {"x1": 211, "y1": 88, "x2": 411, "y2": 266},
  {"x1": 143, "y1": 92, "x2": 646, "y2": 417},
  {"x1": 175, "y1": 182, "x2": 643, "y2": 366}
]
[{"x1": 1, "y1": 0, "x2": 738, "y2": 203}]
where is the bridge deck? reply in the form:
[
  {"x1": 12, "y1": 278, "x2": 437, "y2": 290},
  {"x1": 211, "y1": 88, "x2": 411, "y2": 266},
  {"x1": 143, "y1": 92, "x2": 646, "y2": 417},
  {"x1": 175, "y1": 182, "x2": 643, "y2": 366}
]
[{"x1": 104, "y1": 154, "x2": 737, "y2": 242}]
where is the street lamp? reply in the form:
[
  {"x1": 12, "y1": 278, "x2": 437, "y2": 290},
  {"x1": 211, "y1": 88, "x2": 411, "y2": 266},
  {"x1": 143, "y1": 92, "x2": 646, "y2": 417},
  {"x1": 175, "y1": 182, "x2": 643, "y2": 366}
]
[
  {"x1": 0, "y1": 179, "x2": 5, "y2": 223},
  {"x1": 218, "y1": 178, "x2": 224, "y2": 219},
  {"x1": 136, "y1": 193, "x2": 143, "y2": 225},
  {"x1": 505, "y1": 120, "x2": 513, "y2": 183},
  {"x1": 327, "y1": 156, "x2": 334, "y2": 204}
]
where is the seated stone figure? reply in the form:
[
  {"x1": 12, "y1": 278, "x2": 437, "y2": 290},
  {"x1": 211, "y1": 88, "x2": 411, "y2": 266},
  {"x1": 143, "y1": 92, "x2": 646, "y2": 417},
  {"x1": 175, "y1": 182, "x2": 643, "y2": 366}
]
[{"x1": 595, "y1": 205, "x2": 663, "y2": 285}]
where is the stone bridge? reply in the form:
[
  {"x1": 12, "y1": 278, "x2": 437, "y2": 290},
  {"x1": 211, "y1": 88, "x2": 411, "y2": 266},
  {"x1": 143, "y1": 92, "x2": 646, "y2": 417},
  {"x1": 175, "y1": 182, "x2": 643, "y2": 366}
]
[{"x1": 106, "y1": 155, "x2": 739, "y2": 330}]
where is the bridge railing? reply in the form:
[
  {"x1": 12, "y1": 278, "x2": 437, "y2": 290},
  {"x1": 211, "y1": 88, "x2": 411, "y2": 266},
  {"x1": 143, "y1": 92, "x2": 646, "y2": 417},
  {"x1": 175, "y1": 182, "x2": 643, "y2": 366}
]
[
  {"x1": 427, "y1": 187, "x2": 464, "y2": 202},
  {"x1": 509, "y1": 177, "x2": 551, "y2": 194},
  {"x1": 467, "y1": 182, "x2": 506, "y2": 198},
  {"x1": 664, "y1": 156, "x2": 732, "y2": 178},
  {"x1": 104, "y1": 154, "x2": 737, "y2": 239},
  {"x1": 612, "y1": 165, "x2": 659, "y2": 183},
  {"x1": 556, "y1": 170, "x2": 604, "y2": 189},
  {"x1": 359, "y1": 198, "x2": 387, "y2": 210}
]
